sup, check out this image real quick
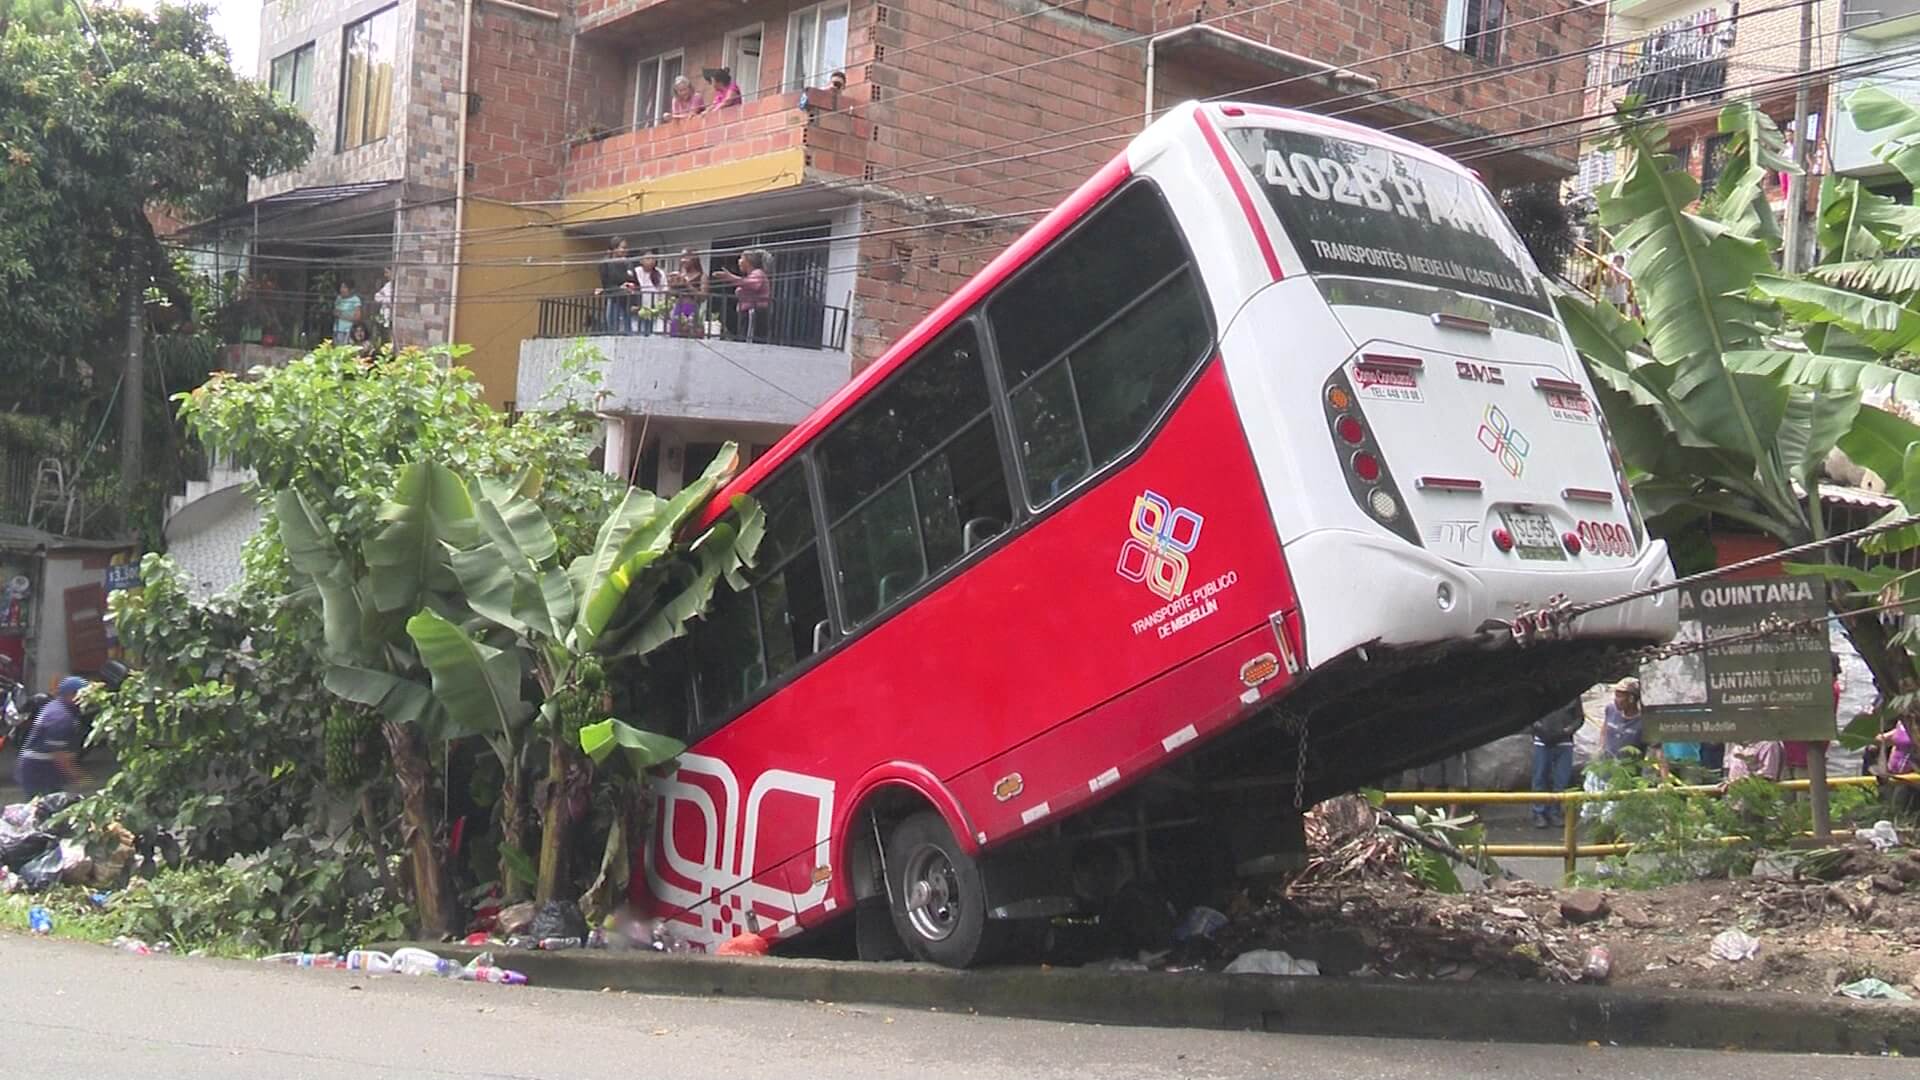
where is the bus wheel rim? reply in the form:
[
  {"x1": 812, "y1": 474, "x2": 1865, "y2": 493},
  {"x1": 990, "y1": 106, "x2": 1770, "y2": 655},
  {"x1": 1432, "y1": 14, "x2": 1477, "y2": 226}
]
[{"x1": 903, "y1": 844, "x2": 961, "y2": 942}]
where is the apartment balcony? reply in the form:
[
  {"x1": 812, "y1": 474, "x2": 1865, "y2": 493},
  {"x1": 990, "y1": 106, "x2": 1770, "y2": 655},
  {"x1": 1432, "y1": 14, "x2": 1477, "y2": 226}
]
[
  {"x1": 560, "y1": 94, "x2": 868, "y2": 226},
  {"x1": 1843, "y1": 0, "x2": 1920, "y2": 36},
  {"x1": 519, "y1": 289, "x2": 850, "y2": 425}
]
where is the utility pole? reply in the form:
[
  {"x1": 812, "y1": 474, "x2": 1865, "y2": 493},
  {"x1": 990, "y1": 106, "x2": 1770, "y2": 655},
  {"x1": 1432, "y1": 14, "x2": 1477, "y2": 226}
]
[
  {"x1": 1782, "y1": 0, "x2": 1817, "y2": 273},
  {"x1": 120, "y1": 244, "x2": 145, "y2": 505}
]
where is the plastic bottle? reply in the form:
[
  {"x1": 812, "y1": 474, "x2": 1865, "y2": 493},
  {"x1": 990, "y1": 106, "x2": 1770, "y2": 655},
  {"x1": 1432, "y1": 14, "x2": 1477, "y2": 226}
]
[
  {"x1": 391, "y1": 946, "x2": 461, "y2": 978},
  {"x1": 1582, "y1": 945, "x2": 1612, "y2": 983},
  {"x1": 27, "y1": 906, "x2": 51, "y2": 935},
  {"x1": 345, "y1": 949, "x2": 395, "y2": 973},
  {"x1": 461, "y1": 961, "x2": 529, "y2": 986},
  {"x1": 262, "y1": 952, "x2": 342, "y2": 968},
  {"x1": 585, "y1": 929, "x2": 608, "y2": 950},
  {"x1": 535, "y1": 936, "x2": 581, "y2": 951}
]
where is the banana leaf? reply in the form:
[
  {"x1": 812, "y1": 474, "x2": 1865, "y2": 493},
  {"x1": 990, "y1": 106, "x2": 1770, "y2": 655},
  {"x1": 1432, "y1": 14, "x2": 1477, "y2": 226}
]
[
  {"x1": 405, "y1": 608, "x2": 533, "y2": 740},
  {"x1": 579, "y1": 717, "x2": 685, "y2": 772},
  {"x1": 1752, "y1": 276, "x2": 1920, "y2": 359},
  {"x1": 1711, "y1": 100, "x2": 1797, "y2": 244},
  {"x1": 364, "y1": 460, "x2": 479, "y2": 614},
  {"x1": 1849, "y1": 87, "x2": 1920, "y2": 190},
  {"x1": 569, "y1": 444, "x2": 742, "y2": 653}
]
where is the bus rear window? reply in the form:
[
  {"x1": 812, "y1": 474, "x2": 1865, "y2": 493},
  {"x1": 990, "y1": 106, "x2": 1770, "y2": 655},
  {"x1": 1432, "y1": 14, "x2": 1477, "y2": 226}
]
[{"x1": 1223, "y1": 126, "x2": 1548, "y2": 315}]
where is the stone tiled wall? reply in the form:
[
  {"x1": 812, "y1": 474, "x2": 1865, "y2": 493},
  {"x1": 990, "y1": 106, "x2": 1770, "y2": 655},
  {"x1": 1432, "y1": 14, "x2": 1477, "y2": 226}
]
[{"x1": 253, "y1": 0, "x2": 419, "y2": 198}]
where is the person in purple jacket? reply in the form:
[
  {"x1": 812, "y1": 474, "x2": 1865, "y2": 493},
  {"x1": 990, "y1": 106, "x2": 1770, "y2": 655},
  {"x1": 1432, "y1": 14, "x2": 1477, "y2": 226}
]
[{"x1": 14, "y1": 676, "x2": 88, "y2": 798}]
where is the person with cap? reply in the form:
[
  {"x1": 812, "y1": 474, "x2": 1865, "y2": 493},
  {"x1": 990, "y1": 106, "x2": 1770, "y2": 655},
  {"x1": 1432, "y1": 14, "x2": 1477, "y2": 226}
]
[
  {"x1": 14, "y1": 676, "x2": 88, "y2": 798},
  {"x1": 1601, "y1": 677, "x2": 1646, "y2": 760}
]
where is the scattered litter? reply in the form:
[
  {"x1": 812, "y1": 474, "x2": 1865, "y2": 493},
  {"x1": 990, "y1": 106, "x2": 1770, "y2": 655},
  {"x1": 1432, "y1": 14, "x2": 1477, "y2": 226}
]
[
  {"x1": 529, "y1": 900, "x2": 589, "y2": 943},
  {"x1": 27, "y1": 905, "x2": 51, "y2": 935},
  {"x1": 1854, "y1": 821, "x2": 1901, "y2": 853},
  {"x1": 0, "y1": 868, "x2": 17, "y2": 894},
  {"x1": 265, "y1": 946, "x2": 524, "y2": 985},
  {"x1": 1491, "y1": 906, "x2": 1529, "y2": 920},
  {"x1": 1709, "y1": 929, "x2": 1760, "y2": 962},
  {"x1": 1837, "y1": 977, "x2": 1912, "y2": 1002},
  {"x1": 495, "y1": 901, "x2": 537, "y2": 937},
  {"x1": 0, "y1": 802, "x2": 33, "y2": 830},
  {"x1": 1582, "y1": 945, "x2": 1612, "y2": 983},
  {"x1": 1103, "y1": 958, "x2": 1148, "y2": 972},
  {"x1": 716, "y1": 931, "x2": 770, "y2": 957},
  {"x1": 1223, "y1": 949, "x2": 1320, "y2": 976},
  {"x1": 1173, "y1": 906, "x2": 1228, "y2": 943},
  {"x1": 112, "y1": 936, "x2": 166, "y2": 956}
]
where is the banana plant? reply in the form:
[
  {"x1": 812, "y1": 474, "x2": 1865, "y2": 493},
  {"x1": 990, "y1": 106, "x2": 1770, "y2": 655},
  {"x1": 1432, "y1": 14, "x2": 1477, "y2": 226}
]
[
  {"x1": 1556, "y1": 101, "x2": 1920, "y2": 696},
  {"x1": 425, "y1": 444, "x2": 764, "y2": 902}
]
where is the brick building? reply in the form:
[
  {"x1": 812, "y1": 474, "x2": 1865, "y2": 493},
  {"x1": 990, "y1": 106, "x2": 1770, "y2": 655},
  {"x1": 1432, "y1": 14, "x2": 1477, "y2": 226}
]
[
  {"x1": 193, "y1": 0, "x2": 1599, "y2": 495},
  {"x1": 1572, "y1": 0, "x2": 1837, "y2": 261}
]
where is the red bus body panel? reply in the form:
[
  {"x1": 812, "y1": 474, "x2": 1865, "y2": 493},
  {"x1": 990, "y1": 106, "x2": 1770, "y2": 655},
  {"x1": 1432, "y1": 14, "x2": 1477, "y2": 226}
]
[{"x1": 639, "y1": 360, "x2": 1301, "y2": 946}]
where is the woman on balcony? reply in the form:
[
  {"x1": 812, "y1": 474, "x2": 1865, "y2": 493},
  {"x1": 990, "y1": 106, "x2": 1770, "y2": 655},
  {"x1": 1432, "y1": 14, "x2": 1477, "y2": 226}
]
[
  {"x1": 711, "y1": 248, "x2": 772, "y2": 344},
  {"x1": 668, "y1": 76, "x2": 703, "y2": 120},
  {"x1": 668, "y1": 252, "x2": 705, "y2": 338},
  {"x1": 705, "y1": 67, "x2": 743, "y2": 110}
]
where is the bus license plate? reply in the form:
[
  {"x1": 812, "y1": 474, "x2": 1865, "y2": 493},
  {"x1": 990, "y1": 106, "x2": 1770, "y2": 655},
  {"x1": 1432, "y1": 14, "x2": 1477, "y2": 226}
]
[{"x1": 1500, "y1": 511, "x2": 1564, "y2": 561}]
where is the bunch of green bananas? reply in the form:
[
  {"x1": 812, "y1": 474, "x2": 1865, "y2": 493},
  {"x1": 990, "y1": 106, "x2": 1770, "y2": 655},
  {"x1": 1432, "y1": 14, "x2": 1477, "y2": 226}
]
[{"x1": 323, "y1": 706, "x2": 380, "y2": 789}]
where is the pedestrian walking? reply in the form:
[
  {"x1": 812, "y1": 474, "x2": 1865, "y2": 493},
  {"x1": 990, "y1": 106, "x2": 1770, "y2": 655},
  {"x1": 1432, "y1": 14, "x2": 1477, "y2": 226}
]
[
  {"x1": 1529, "y1": 698, "x2": 1583, "y2": 828},
  {"x1": 14, "y1": 676, "x2": 89, "y2": 798},
  {"x1": 1601, "y1": 677, "x2": 1645, "y2": 760}
]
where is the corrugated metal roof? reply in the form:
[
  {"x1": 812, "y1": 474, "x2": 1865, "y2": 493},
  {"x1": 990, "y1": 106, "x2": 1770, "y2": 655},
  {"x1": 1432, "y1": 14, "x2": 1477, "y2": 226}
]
[{"x1": 0, "y1": 523, "x2": 136, "y2": 553}]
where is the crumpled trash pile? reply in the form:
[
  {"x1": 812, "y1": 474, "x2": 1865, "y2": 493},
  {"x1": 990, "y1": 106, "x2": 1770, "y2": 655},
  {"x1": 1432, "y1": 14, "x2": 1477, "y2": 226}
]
[{"x1": 0, "y1": 793, "x2": 132, "y2": 895}]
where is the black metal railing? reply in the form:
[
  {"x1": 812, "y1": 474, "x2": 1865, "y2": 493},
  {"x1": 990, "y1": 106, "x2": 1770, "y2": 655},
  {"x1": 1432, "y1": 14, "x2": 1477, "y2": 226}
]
[{"x1": 535, "y1": 290, "x2": 849, "y2": 351}]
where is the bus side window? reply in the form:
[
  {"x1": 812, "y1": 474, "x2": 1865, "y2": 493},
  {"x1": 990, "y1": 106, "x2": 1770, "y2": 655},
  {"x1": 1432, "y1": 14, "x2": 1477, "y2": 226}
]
[
  {"x1": 988, "y1": 182, "x2": 1212, "y2": 508},
  {"x1": 753, "y1": 465, "x2": 832, "y2": 680},
  {"x1": 819, "y1": 321, "x2": 1012, "y2": 626},
  {"x1": 612, "y1": 639, "x2": 694, "y2": 744},
  {"x1": 689, "y1": 583, "x2": 763, "y2": 727}
]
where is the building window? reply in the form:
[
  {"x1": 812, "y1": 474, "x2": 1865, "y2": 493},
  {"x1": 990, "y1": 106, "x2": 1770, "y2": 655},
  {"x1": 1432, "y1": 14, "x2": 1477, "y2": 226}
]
[
  {"x1": 634, "y1": 49, "x2": 684, "y2": 128},
  {"x1": 269, "y1": 43, "x2": 315, "y2": 108},
  {"x1": 989, "y1": 183, "x2": 1213, "y2": 508},
  {"x1": 338, "y1": 7, "x2": 399, "y2": 150},
  {"x1": 725, "y1": 24, "x2": 764, "y2": 99},
  {"x1": 1443, "y1": 0, "x2": 1504, "y2": 61},
  {"x1": 786, "y1": 1, "x2": 849, "y2": 92}
]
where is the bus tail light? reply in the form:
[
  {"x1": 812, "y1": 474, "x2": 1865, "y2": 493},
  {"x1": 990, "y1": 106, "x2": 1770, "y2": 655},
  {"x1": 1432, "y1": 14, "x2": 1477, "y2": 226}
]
[
  {"x1": 1492, "y1": 528, "x2": 1515, "y2": 553},
  {"x1": 1562, "y1": 531, "x2": 1583, "y2": 555},
  {"x1": 1323, "y1": 364, "x2": 1421, "y2": 547}
]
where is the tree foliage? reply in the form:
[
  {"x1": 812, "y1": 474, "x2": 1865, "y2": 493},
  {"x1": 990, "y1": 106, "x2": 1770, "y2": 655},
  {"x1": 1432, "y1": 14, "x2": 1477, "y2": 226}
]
[{"x1": 0, "y1": 3, "x2": 311, "y2": 412}]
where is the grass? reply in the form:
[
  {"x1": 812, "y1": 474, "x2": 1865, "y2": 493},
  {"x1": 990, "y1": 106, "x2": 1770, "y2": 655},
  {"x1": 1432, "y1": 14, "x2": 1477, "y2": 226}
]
[{"x1": 0, "y1": 886, "x2": 121, "y2": 945}]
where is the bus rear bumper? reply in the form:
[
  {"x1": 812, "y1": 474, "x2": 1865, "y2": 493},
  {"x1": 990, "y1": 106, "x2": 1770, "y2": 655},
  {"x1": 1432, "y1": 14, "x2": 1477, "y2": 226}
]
[{"x1": 1286, "y1": 529, "x2": 1679, "y2": 667}]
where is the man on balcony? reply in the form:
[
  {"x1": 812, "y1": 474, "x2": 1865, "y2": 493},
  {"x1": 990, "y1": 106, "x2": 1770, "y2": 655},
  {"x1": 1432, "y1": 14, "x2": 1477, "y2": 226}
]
[{"x1": 596, "y1": 237, "x2": 636, "y2": 334}]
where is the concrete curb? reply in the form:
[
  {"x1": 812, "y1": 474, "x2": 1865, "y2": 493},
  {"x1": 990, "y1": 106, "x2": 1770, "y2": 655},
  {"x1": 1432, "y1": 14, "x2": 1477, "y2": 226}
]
[{"x1": 405, "y1": 944, "x2": 1918, "y2": 1055}]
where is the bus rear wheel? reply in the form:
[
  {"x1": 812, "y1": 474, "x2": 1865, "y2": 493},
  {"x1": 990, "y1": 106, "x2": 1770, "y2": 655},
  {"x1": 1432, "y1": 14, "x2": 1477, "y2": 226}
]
[{"x1": 885, "y1": 811, "x2": 1005, "y2": 968}]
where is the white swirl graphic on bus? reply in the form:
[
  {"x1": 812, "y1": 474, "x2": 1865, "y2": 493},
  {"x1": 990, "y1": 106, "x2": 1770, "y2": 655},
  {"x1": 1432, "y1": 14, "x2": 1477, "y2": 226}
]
[{"x1": 645, "y1": 753, "x2": 836, "y2": 948}]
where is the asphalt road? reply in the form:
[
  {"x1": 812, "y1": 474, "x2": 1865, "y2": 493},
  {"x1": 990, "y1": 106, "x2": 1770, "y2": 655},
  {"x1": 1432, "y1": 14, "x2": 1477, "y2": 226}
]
[{"x1": 0, "y1": 935, "x2": 1908, "y2": 1079}]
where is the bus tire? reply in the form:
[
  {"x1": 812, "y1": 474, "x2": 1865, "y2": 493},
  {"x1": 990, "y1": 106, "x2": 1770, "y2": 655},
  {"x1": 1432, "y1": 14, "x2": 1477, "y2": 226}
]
[{"x1": 885, "y1": 810, "x2": 1005, "y2": 968}]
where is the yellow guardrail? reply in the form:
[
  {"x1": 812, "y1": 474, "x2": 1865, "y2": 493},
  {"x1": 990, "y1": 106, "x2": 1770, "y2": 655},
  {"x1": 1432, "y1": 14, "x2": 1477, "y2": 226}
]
[{"x1": 1379, "y1": 773, "x2": 1920, "y2": 876}]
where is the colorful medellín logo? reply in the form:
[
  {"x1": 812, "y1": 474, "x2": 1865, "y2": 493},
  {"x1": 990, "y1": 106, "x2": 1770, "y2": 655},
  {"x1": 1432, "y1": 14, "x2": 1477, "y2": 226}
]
[
  {"x1": 1117, "y1": 490, "x2": 1204, "y2": 600},
  {"x1": 1477, "y1": 404, "x2": 1529, "y2": 479}
]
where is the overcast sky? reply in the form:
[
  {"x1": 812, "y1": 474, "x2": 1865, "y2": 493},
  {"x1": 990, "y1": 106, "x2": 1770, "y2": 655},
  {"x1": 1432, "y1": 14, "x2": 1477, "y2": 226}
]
[{"x1": 209, "y1": 0, "x2": 259, "y2": 75}]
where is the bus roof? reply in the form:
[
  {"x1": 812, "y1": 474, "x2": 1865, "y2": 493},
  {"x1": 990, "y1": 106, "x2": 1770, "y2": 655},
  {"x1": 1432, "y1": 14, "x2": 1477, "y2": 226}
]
[{"x1": 696, "y1": 149, "x2": 1136, "y2": 528}]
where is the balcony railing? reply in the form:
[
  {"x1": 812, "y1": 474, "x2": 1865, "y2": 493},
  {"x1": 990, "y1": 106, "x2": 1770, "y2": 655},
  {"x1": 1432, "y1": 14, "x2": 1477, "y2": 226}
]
[{"x1": 535, "y1": 290, "x2": 849, "y2": 352}]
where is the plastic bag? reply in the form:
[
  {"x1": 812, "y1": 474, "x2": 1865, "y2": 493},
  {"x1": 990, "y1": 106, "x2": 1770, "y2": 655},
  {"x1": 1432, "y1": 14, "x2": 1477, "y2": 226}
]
[
  {"x1": 16, "y1": 846, "x2": 65, "y2": 892},
  {"x1": 0, "y1": 803, "x2": 33, "y2": 830},
  {"x1": 1854, "y1": 820, "x2": 1901, "y2": 852},
  {"x1": 528, "y1": 899, "x2": 588, "y2": 943},
  {"x1": 1580, "y1": 771, "x2": 1615, "y2": 824},
  {"x1": 0, "y1": 823, "x2": 54, "y2": 870},
  {"x1": 1838, "y1": 977, "x2": 1912, "y2": 1001},
  {"x1": 1709, "y1": 929, "x2": 1760, "y2": 962},
  {"x1": 716, "y1": 931, "x2": 770, "y2": 957},
  {"x1": 1223, "y1": 949, "x2": 1320, "y2": 976},
  {"x1": 32, "y1": 792, "x2": 81, "y2": 825},
  {"x1": 1173, "y1": 906, "x2": 1229, "y2": 943}
]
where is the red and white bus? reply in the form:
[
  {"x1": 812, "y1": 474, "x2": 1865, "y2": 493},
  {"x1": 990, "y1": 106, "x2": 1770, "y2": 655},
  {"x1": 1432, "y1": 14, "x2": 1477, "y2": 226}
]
[{"x1": 627, "y1": 101, "x2": 1678, "y2": 966}]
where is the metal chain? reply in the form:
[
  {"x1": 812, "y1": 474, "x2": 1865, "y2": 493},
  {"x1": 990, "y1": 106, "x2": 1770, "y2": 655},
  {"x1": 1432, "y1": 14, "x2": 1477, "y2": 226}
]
[
  {"x1": 1498, "y1": 510, "x2": 1920, "y2": 644},
  {"x1": 1289, "y1": 709, "x2": 1311, "y2": 810}
]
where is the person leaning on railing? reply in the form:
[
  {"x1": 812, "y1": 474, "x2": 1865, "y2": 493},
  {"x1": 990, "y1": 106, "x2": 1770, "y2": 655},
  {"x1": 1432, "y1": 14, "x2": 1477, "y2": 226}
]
[
  {"x1": 711, "y1": 249, "x2": 773, "y2": 344},
  {"x1": 596, "y1": 237, "x2": 635, "y2": 334},
  {"x1": 668, "y1": 253, "x2": 706, "y2": 338}
]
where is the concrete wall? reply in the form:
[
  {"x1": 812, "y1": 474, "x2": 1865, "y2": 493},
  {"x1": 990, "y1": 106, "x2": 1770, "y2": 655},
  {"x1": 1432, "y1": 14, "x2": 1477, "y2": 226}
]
[
  {"x1": 163, "y1": 487, "x2": 263, "y2": 602},
  {"x1": 517, "y1": 335, "x2": 850, "y2": 424},
  {"x1": 1831, "y1": 28, "x2": 1920, "y2": 180}
]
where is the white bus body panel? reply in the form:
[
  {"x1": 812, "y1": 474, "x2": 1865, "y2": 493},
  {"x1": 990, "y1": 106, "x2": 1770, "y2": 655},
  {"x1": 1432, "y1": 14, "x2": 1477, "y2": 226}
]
[{"x1": 1135, "y1": 103, "x2": 1678, "y2": 668}]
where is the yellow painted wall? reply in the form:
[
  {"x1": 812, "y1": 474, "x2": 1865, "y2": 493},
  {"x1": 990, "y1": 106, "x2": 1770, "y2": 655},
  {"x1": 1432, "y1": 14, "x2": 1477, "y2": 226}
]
[
  {"x1": 452, "y1": 198, "x2": 599, "y2": 410},
  {"x1": 561, "y1": 148, "x2": 806, "y2": 225}
]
